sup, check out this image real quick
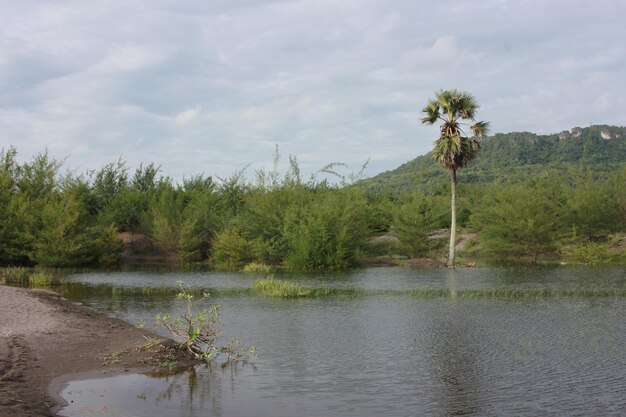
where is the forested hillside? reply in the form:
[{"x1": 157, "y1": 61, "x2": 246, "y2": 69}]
[{"x1": 361, "y1": 125, "x2": 626, "y2": 195}]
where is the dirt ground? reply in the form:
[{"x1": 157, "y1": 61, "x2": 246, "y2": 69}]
[{"x1": 0, "y1": 284, "x2": 192, "y2": 417}]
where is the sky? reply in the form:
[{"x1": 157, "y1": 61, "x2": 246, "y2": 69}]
[{"x1": 1, "y1": 0, "x2": 625, "y2": 182}]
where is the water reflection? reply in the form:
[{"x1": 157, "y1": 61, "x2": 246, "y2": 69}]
[
  {"x1": 61, "y1": 363, "x2": 256, "y2": 417},
  {"x1": 429, "y1": 305, "x2": 482, "y2": 416}
]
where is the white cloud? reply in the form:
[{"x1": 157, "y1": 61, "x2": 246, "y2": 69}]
[
  {"x1": 0, "y1": 0, "x2": 625, "y2": 180},
  {"x1": 174, "y1": 106, "x2": 201, "y2": 126},
  {"x1": 91, "y1": 45, "x2": 171, "y2": 74},
  {"x1": 403, "y1": 36, "x2": 485, "y2": 68}
]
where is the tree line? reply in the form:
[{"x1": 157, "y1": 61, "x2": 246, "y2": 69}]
[{"x1": 0, "y1": 146, "x2": 624, "y2": 270}]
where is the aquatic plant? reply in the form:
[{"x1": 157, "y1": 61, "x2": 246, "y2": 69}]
[{"x1": 251, "y1": 277, "x2": 312, "y2": 298}]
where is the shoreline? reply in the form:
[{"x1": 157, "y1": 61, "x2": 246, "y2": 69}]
[{"x1": 0, "y1": 284, "x2": 193, "y2": 417}]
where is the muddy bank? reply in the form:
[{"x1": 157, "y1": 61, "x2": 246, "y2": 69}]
[{"x1": 0, "y1": 284, "x2": 192, "y2": 417}]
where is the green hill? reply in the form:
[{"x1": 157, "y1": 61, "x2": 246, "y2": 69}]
[{"x1": 361, "y1": 125, "x2": 626, "y2": 195}]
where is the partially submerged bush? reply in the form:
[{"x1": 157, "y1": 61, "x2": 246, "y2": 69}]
[{"x1": 156, "y1": 282, "x2": 255, "y2": 362}]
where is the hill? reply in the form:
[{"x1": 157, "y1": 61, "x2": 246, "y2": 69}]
[{"x1": 360, "y1": 125, "x2": 626, "y2": 195}]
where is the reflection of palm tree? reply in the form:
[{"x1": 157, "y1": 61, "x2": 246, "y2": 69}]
[
  {"x1": 428, "y1": 303, "x2": 483, "y2": 416},
  {"x1": 422, "y1": 90, "x2": 489, "y2": 267}
]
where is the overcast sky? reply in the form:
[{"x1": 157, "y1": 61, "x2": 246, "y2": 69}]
[{"x1": 1, "y1": 0, "x2": 624, "y2": 181}]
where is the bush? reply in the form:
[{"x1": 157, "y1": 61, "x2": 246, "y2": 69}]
[
  {"x1": 94, "y1": 224, "x2": 124, "y2": 267},
  {"x1": 562, "y1": 238, "x2": 626, "y2": 265},
  {"x1": 156, "y1": 281, "x2": 255, "y2": 362},
  {"x1": 212, "y1": 230, "x2": 259, "y2": 270},
  {"x1": 284, "y1": 190, "x2": 367, "y2": 271},
  {"x1": 393, "y1": 195, "x2": 439, "y2": 258}
]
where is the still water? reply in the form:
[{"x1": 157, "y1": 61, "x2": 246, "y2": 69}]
[{"x1": 56, "y1": 267, "x2": 626, "y2": 416}]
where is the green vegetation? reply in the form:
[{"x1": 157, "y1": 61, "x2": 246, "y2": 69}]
[
  {"x1": 562, "y1": 238, "x2": 626, "y2": 265},
  {"x1": 251, "y1": 277, "x2": 312, "y2": 298},
  {"x1": 251, "y1": 277, "x2": 350, "y2": 298},
  {"x1": 242, "y1": 262, "x2": 273, "y2": 274},
  {"x1": 27, "y1": 271, "x2": 54, "y2": 288},
  {"x1": 156, "y1": 282, "x2": 255, "y2": 362},
  {"x1": 0, "y1": 127, "x2": 625, "y2": 270},
  {"x1": 409, "y1": 288, "x2": 626, "y2": 299},
  {"x1": 361, "y1": 125, "x2": 626, "y2": 196},
  {"x1": 0, "y1": 266, "x2": 30, "y2": 285},
  {"x1": 421, "y1": 89, "x2": 489, "y2": 267},
  {"x1": 0, "y1": 266, "x2": 57, "y2": 288},
  {"x1": 100, "y1": 351, "x2": 122, "y2": 366}
]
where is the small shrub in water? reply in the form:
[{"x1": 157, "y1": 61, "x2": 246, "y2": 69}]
[{"x1": 156, "y1": 281, "x2": 255, "y2": 362}]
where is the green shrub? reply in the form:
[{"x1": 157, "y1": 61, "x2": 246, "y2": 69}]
[
  {"x1": 393, "y1": 195, "x2": 440, "y2": 258},
  {"x1": 562, "y1": 239, "x2": 626, "y2": 265},
  {"x1": 284, "y1": 190, "x2": 367, "y2": 271},
  {"x1": 212, "y1": 230, "x2": 259, "y2": 270},
  {"x1": 156, "y1": 281, "x2": 255, "y2": 362},
  {"x1": 242, "y1": 262, "x2": 273, "y2": 274},
  {"x1": 94, "y1": 224, "x2": 124, "y2": 267}
]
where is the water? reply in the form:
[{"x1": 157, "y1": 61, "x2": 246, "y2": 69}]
[{"x1": 56, "y1": 267, "x2": 626, "y2": 416}]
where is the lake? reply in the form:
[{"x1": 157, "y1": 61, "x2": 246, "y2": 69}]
[{"x1": 55, "y1": 267, "x2": 626, "y2": 416}]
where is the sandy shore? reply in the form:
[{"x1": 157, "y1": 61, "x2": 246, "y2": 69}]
[{"x1": 0, "y1": 284, "x2": 191, "y2": 417}]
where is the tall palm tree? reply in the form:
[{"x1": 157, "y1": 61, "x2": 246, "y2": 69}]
[{"x1": 421, "y1": 89, "x2": 489, "y2": 267}]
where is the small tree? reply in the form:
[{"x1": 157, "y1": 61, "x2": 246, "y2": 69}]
[{"x1": 421, "y1": 89, "x2": 489, "y2": 267}]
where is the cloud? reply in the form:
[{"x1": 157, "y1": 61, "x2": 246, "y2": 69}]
[
  {"x1": 402, "y1": 36, "x2": 485, "y2": 68},
  {"x1": 174, "y1": 106, "x2": 201, "y2": 126},
  {"x1": 0, "y1": 0, "x2": 625, "y2": 181},
  {"x1": 91, "y1": 45, "x2": 171, "y2": 74}
]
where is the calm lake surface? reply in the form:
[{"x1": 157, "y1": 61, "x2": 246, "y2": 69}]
[{"x1": 56, "y1": 267, "x2": 626, "y2": 417}]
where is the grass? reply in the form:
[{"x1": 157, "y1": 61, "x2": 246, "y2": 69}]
[
  {"x1": 0, "y1": 266, "x2": 31, "y2": 285},
  {"x1": 250, "y1": 277, "x2": 366, "y2": 298},
  {"x1": 242, "y1": 262, "x2": 274, "y2": 274},
  {"x1": 250, "y1": 280, "x2": 626, "y2": 300},
  {"x1": 251, "y1": 277, "x2": 313, "y2": 298},
  {"x1": 409, "y1": 288, "x2": 626, "y2": 299},
  {"x1": 0, "y1": 267, "x2": 59, "y2": 288},
  {"x1": 100, "y1": 351, "x2": 122, "y2": 366},
  {"x1": 28, "y1": 271, "x2": 55, "y2": 288}
]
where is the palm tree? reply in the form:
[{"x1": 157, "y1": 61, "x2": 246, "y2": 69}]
[{"x1": 421, "y1": 89, "x2": 489, "y2": 267}]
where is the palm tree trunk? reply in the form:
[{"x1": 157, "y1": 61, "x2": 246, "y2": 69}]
[{"x1": 447, "y1": 168, "x2": 457, "y2": 267}]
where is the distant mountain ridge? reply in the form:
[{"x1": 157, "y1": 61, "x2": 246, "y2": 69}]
[{"x1": 361, "y1": 125, "x2": 626, "y2": 195}]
